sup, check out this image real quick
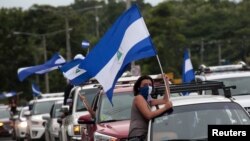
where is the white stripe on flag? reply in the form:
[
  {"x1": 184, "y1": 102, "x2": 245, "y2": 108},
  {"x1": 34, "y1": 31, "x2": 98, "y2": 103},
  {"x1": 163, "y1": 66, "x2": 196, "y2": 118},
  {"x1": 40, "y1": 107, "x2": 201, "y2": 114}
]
[
  {"x1": 95, "y1": 17, "x2": 149, "y2": 91},
  {"x1": 63, "y1": 64, "x2": 86, "y2": 80},
  {"x1": 36, "y1": 66, "x2": 58, "y2": 74},
  {"x1": 185, "y1": 58, "x2": 193, "y2": 73}
]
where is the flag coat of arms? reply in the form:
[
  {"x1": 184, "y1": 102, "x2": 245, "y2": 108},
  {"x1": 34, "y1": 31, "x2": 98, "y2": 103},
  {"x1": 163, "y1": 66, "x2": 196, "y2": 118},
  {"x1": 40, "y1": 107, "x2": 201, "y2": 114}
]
[
  {"x1": 59, "y1": 56, "x2": 87, "y2": 85},
  {"x1": 78, "y1": 5, "x2": 157, "y2": 104}
]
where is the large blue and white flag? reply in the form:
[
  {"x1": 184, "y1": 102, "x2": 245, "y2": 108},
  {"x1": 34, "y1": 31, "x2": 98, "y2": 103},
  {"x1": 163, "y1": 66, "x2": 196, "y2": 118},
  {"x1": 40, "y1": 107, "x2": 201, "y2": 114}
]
[
  {"x1": 59, "y1": 54, "x2": 87, "y2": 85},
  {"x1": 32, "y1": 83, "x2": 41, "y2": 97},
  {"x1": 79, "y1": 5, "x2": 157, "y2": 104},
  {"x1": 182, "y1": 49, "x2": 195, "y2": 84},
  {"x1": 17, "y1": 53, "x2": 66, "y2": 81},
  {"x1": 0, "y1": 91, "x2": 17, "y2": 100}
]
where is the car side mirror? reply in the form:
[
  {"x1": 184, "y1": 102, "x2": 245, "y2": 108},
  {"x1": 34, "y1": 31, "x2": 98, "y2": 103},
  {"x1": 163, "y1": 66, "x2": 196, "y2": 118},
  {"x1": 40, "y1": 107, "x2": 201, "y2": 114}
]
[
  {"x1": 78, "y1": 113, "x2": 94, "y2": 124},
  {"x1": 57, "y1": 118, "x2": 62, "y2": 124},
  {"x1": 24, "y1": 111, "x2": 31, "y2": 117},
  {"x1": 42, "y1": 114, "x2": 50, "y2": 121},
  {"x1": 61, "y1": 105, "x2": 69, "y2": 113}
]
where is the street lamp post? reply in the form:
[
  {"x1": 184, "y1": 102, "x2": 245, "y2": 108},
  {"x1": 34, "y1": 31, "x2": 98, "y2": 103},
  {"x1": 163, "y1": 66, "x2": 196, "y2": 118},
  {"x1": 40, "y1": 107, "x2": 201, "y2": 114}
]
[{"x1": 13, "y1": 29, "x2": 72, "y2": 93}]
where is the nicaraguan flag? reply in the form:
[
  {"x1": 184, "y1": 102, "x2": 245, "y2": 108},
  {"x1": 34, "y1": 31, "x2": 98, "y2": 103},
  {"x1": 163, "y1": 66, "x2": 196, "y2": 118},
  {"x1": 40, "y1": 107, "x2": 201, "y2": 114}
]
[
  {"x1": 182, "y1": 49, "x2": 195, "y2": 84},
  {"x1": 59, "y1": 54, "x2": 87, "y2": 85},
  {"x1": 81, "y1": 40, "x2": 90, "y2": 48},
  {"x1": 17, "y1": 53, "x2": 66, "y2": 81},
  {"x1": 0, "y1": 91, "x2": 17, "y2": 99},
  {"x1": 79, "y1": 5, "x2": 157, "y2": 104},
  {"x1": 32, "y1": 83, "x2": 41, "y2": 97}
]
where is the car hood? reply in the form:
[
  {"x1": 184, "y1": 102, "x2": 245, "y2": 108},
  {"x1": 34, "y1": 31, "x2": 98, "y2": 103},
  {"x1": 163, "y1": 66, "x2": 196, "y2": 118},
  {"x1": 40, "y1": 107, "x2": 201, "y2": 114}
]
[
  {"x1": 0, "y1": 118, "x2": 10, "y2": 122},
  {"x1": 97, "y1": 120, "x2": 130, "y2": 138},
  {"x1": 233, "y1": 95, "x2": 250, "y2": 108}
]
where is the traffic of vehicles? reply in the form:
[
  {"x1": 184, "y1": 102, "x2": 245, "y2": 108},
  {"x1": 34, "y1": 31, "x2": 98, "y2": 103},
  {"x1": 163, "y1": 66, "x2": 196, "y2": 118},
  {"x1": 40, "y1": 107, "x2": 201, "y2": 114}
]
[{"x1": 1, "y1": 63, "x2": 250, "y2": 141}]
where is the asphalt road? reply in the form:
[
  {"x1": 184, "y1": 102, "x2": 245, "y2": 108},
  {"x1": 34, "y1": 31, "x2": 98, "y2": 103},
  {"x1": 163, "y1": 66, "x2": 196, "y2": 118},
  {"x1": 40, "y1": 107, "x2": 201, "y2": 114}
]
[{"x1": 0, "y1": 137, "x2": 14, "y2": 141}]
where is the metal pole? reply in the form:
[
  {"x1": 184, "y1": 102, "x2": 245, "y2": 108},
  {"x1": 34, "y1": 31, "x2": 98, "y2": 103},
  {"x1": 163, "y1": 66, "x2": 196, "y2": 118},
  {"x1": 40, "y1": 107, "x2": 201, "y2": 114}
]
[{"x1": 42, "y1": 35, "x2": 50, "y2": 93}]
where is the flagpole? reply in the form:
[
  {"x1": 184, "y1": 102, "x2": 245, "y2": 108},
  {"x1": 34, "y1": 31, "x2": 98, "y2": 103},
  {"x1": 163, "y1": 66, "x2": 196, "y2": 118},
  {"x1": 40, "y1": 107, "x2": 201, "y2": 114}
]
[{"x1": 156, "y1": 55, "x2": 170, "y2": 100}]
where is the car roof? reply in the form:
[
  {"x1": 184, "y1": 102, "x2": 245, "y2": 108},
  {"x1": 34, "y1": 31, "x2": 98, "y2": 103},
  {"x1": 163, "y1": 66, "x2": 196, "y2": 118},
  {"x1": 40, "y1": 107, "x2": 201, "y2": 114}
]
[
  {"x1": 33, "y1": 97, "x2": 64, "y2": 102},
  {"x1": 153, "y1": 95, "x2": 232, "y2": 110},
  {"x1": 113, "y1": 86, "x2": 133, "y2": 93},
  {"x1": 40, "y1": 92, "x2": 64, "y2": 98},
  {"x1": 196, "y1": 71, "x2": 250, "y2": 80}
]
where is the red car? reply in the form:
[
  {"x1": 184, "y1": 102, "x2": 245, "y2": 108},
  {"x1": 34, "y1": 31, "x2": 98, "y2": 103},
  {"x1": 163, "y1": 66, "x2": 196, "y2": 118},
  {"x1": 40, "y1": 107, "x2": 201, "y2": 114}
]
[{"x1": 78, "y1": 86, "x2": 134, "y2": 141}]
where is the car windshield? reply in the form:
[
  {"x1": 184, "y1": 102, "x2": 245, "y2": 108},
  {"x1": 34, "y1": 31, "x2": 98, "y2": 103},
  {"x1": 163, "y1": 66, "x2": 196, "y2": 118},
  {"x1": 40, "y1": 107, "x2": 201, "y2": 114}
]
[
  {"x1": 98, "y1": 92, "x2": 134, "y2": 123},
  {"x1": 211, "y1": 77, "x2": 250, "y2": 96},
  {"x1": 150, "y1": 102, "x2": 250, "y2": 141},
  {"x1": 32, "y1": 101, "x2": 56, "y2": 115},
  {"x1": 52, "y1": 103, "x2": 63, "y2": 118},
  {"x1": 0, "y1": 110, "x2": 10, "y2": 118},
  {"x1": 76, "y1": 88, "x2": 99, "y2": 112}
]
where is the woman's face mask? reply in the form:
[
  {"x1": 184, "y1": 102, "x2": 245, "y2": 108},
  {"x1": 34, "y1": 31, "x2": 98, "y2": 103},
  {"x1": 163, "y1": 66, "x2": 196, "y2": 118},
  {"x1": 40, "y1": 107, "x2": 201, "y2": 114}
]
[{"x1": 139, "y1": 85, "x2": 153, "y2": 101}]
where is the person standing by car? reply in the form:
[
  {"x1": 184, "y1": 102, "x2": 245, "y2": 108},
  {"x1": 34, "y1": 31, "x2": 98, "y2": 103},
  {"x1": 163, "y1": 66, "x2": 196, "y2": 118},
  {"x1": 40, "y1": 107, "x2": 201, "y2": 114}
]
[
  {"x1": 9, "y1": 97, "x2": 17, "y2": 116},
  {"x1": 128, "y1": 75, "x2": 173, "y2": 141}
]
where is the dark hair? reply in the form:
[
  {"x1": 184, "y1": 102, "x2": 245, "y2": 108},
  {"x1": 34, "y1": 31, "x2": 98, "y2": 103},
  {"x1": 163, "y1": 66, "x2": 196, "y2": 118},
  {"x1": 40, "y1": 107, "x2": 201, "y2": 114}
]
[{"x1": 133, "y1": 75, "x2": 154, "y2": 96}]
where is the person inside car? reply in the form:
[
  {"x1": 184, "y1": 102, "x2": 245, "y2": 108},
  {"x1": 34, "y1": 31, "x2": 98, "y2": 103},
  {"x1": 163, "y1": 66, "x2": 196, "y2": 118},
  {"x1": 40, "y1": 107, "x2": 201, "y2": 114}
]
[{"x1": 128, "y1": 75, "x2": 173, "y2": 141}]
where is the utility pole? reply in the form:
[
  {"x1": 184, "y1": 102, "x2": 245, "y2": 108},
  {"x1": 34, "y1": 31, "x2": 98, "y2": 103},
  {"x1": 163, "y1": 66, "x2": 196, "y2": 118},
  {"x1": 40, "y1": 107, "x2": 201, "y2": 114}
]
[
  {"x1": 42, "y1": 35, "x2": 49, "y2": 92},
  {"x1": 65, "y1": 17, "x2": 71, "y2": 61},
  {"x1": 13, "y1": 29, "x2": 71, "y2": 93},
  {"x1": 126, "y1": 0, "x2": 136, "y2": 75},
  {"x1": 218, "y1": 40, "x2": 222, "y2": 65},
  {"x1": 200, "y1": 38, "x2": 204, "y2": 64}
]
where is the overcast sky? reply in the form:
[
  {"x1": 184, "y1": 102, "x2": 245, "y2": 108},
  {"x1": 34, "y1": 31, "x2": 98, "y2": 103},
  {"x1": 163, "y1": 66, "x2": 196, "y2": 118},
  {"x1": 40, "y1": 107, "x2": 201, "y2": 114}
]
[{"x1": 0, "y1": 0, "x2": 164, "y2": 10}]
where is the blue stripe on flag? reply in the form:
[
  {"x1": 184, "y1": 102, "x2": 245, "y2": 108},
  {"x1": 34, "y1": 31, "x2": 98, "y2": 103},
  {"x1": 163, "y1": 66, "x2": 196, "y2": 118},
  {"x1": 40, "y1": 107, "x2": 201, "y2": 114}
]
[
  {"x1": 78, "y1": 5, "x2": 157, "y2": 105},
  {"x1": 17, "y1": 53, "x2": 66, "y2": 81},
  {"x1": 32, "y1": 83, "x2": 41, "y2": 97},
  {"x1": 182, "y1": 49, "x2": 195, "y2": 83},
  {"x1": 0, "y1": 91, "x2": 17, "y2": 99},
  {"x1": 182, "y1": 49, "x2": 195, "y2": 95}
]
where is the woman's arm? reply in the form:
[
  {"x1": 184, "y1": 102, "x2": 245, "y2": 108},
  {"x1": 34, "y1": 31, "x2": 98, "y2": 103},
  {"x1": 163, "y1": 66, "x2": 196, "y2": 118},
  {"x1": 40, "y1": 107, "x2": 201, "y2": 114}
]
[
  {"x1": 135, "y1": 95, "x2": 172, "y2": 120},
  {"x1": 79, "y1": 94, "x2": 96, "y2": 118}
]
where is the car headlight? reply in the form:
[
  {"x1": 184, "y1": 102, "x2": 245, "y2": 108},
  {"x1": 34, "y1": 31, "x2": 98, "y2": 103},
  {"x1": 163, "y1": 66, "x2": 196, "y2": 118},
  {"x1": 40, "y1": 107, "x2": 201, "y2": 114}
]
[
  {"x1": 18, "y1": 121, "x2": 28, "y2": 128},
  {"x1": 0, "y1": 122, "x2": 3, "y2": 126},
  {"x1": 73, "y1": 125, "x2": 81, "y2": 135},
  {"x1": 94, "y1": 132, "x2": 117, "y2": 141}
]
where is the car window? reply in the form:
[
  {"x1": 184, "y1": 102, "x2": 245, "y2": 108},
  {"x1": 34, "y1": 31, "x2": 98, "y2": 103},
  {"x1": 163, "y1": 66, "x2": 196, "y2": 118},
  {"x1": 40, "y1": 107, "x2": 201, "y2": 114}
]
[
  {"x1": 32, "y1": 101, "x2": 56, "y2": 115},
  {"x1": 98, "y1": 91, "x2": 134, "y2": 122},
  {"x1": 210, "y1": 77, "x2": 250, "y2": 96},
  {"x1": 76, "y1": 88, "x2": 99, "y2": 112},
  {"x1": 150, "y1": 102, "x2": 250, "y2": 141},
  {"x1": 52, "y1": 103, "x2": 63, "y2": 118},
  {"x1": 0, "y1": 110, "x2": 10, "y2": 118}
]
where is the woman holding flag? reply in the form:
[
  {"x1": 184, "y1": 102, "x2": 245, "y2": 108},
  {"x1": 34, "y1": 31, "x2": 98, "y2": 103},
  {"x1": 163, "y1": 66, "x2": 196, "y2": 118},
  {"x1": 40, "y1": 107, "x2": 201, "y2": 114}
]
[{"x1": 128, "y1": 75, "x2": 172, "y2": 141}]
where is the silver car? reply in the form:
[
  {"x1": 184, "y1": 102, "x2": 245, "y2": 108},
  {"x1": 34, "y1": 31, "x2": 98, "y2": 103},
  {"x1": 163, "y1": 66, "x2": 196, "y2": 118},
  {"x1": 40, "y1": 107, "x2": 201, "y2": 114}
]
[
  {"x1": 25, "y1": 96, "x2": 64, "y2": 140},
  {"x1": 14, "y1": 106, "x2": 28, "y2": 141},
  {"x1": 44, "y1": 100, "x2": 63, "y2": 141},
  {"x1": 148, "y1": 95, "x2": 250, "y2": 141}
]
